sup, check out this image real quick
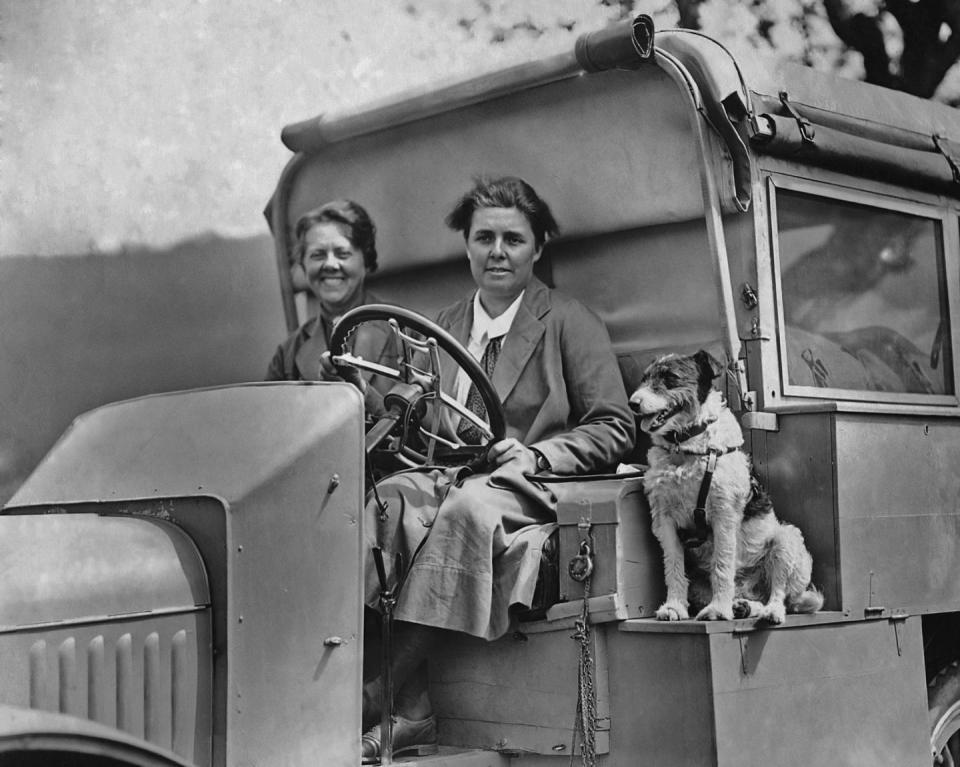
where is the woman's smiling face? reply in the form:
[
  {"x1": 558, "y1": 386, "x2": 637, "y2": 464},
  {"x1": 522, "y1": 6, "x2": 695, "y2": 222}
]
[
  {"x1": 466, "y1": 206, "x2": 541, "y2": 313},
  {"x1": 301, "y1": 222, "x2": 368, "y2": 314}
]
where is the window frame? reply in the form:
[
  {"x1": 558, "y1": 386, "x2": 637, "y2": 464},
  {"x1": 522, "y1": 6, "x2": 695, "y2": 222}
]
[{"x1": 768, "y1": 176, "x2": 960, "y2": 407}]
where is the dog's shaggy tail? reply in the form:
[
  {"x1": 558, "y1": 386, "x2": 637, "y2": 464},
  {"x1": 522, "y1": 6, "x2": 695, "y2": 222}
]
[{"x1": 789, "y1": 585, "x2": 825, "y2": 614}]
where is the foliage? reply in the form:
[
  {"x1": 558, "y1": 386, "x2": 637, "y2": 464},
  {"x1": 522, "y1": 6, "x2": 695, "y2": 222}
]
[
  {"x1": 6, "y1": 0, "x2": 957, "y2": 258},
  {"x1": 824, "y1": 0, "x2": 960, "y2": 99},
  {"x1": 448, "y1": 0, "x2": 960, "y2": 103}
]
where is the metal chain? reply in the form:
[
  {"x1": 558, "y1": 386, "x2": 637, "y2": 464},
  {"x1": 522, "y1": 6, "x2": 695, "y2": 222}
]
[{"x1": 570, "y1": 526, "x2": 597, "y2": 767}]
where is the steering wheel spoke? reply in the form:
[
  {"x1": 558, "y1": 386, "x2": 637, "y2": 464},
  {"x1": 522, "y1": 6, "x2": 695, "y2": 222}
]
[
  {"x1": 332, "y1": 352, "x2": 404, "y2": 381},
  {"x1": 329, "y1": 304, "x2": 505, "y2": 467},
  {"x1": 435, "y1": 392, "x2": 495, "y2": 441}
]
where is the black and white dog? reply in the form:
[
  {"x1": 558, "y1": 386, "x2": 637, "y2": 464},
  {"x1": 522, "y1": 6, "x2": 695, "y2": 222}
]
[{"x1": 630, "y1": 350, "x2": 823, "y2": 623}]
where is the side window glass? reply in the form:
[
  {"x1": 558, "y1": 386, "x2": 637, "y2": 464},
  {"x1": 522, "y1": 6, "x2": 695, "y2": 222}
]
[{"x1": 775, "y1": 189, "x2": 953, "y2": 398}]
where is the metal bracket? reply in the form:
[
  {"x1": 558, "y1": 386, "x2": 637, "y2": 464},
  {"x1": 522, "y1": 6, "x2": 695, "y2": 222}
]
[
  {"x1": 865, "y1": 571, "x2": 884, "y2": 617},
  {"x1": 778, "y1": 91, "x2": 815, "y2": 145},
  {"x1": 741, "y1": 411, "x2": 778, "y2": 432},
  {"x1": 933, "y1": 134, "x2": 960, "y2": 184},
  {"x1": 748, "y1": 113, "x2": 775, "y2": 143},
  {"x1": 890, "y1": 610, "x2": 908, "y2": 657}
]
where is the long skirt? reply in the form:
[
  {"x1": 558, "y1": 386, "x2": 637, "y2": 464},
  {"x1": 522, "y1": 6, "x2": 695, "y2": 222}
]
[{"x1": 363, "y1": 465, "x2": 558, "y2": 641}]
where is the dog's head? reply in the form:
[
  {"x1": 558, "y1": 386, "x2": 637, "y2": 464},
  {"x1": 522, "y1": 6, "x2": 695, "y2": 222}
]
[{"x1": 629, "y1": 350, "x2": 722, "y2": 435}]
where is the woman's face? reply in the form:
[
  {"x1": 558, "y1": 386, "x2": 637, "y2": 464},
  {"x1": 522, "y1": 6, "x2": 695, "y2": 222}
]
[
  {"x1": 301, "y1": 222, "x2": 368, "y2": 314},
  {"x1": 466, "y1": 206, "x2": 541, "y2": 309}
]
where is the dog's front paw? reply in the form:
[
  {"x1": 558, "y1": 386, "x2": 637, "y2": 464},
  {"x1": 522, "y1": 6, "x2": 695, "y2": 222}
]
[
  {"x1": 757, "y1": 602, "x2": 787, "y2": 625},
  {"x1": 695, "y1": 601, "x2": 734, "y2": 621},
  {"x1": 732, "y1": 599, "x2": 760, "y2": 619},
  {"x1": 656, "y1": 600, "x2": 689, "y2": 621}
]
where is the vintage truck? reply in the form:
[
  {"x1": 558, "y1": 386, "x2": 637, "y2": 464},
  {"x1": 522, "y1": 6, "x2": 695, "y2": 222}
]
[{"x1": 3, "y1": 13, "x2": 960, "y2": 767}]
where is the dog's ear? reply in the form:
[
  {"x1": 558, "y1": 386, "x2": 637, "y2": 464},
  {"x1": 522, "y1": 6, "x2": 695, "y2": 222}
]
[{"x1": 693, "y1": 349, "x2": 723, "y2": 401}]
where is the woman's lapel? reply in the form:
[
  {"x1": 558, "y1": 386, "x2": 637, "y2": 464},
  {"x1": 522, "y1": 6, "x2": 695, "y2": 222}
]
[
  {"x1": 293, "y1": 317, "x2": 328, "y2": 381},
  {"x1": 492, "y1": 281, "x2": 549, "y2": 403}
]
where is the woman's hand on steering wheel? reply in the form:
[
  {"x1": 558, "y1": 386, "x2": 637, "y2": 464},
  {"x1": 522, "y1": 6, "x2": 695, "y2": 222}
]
[{"x1": 318, "y1": 350, "x2": 367, "y2": 393}]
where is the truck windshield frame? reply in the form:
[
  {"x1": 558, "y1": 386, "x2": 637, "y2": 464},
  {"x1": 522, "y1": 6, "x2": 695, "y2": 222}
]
[{"x1": 768, "y1": 175, "x2": 959, "y2": 406}]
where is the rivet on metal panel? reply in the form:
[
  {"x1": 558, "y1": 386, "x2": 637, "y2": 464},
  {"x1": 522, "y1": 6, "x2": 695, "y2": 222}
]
[
  {"x1": 323, "y1": 636, "x2": 344, "y2": 647},
  {"x1": 328, "y1": 474, "x2": 341, "y2": 493}
]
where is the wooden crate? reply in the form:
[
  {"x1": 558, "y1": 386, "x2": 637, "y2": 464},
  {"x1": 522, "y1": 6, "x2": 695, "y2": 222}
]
[{"x1": 546, "y1": 476, "x2": 664, "y2": 623}]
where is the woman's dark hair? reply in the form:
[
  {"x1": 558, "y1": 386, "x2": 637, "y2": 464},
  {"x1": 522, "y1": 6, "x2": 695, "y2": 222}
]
[
  {"x1": 445, "y1": 176, "x2": 560, "y2": 250},
  {"x1": 293, "y1": 199, "x2": 378, "y2": 273}
]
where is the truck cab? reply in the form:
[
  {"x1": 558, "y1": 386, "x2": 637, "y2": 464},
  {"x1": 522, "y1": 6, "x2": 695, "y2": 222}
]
[{"x1": 3, "y1": 14, "x2": 960, "y2": 767}]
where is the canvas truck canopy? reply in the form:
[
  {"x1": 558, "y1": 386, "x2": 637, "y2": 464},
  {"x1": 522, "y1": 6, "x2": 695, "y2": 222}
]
[
  {"x1": 267, "y1": 18, "x2": 741, "y2": 389},
  {"x1": 267, "y1": 15, "x2": 960, "y2": 414}
]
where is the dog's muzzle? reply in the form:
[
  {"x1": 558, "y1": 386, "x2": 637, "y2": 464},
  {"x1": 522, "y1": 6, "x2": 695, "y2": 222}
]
[{"x1": 637, "y1": 403, "x2": 683, "y2": 433}]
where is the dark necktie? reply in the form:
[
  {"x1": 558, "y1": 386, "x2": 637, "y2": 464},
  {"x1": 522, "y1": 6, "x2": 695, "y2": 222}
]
[{"x1": 458, "y1": 336, "x2": 501, "y2": 442}]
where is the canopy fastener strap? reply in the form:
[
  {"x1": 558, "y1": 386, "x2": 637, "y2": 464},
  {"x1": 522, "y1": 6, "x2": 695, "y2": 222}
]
[
  {"x1": 933, "y1": 134, "x2": 960, "y2": 185},
  {"x1": 778, "y1": 91, "x2": 815, "y2": 145}
]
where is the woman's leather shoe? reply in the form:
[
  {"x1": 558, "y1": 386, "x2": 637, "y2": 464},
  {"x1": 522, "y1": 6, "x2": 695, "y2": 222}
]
[{"x1": 361, "y1": 715, "x2": 438, "y2": 764}]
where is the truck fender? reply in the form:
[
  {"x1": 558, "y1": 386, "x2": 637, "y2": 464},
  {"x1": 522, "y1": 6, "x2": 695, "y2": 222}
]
[{"x1": 0, "y1": 705, "x2": 194, "y2": 767}]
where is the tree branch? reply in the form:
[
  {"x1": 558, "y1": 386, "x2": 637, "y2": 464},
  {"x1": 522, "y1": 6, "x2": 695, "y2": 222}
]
[
  {"x1": 824, "y1": 0, "x2": 894, "y2": 88},
  {"x1": 674, "y1": 0, "x2": 702, "y2": 30},
  {"x1": 887, "y1": 0, "x2": 960, "y2": 98}
]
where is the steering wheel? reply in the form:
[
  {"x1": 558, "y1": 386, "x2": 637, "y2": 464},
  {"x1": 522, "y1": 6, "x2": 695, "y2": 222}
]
[{"x1": 328, "y1": 304, "x2": 506, "y2": 466}]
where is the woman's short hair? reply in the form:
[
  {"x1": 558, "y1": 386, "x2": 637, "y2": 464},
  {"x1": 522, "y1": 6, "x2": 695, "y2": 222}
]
[
  {"x1": 445, "y1": 176, "x2": 560, "y2": 250},
  {"x1": 293, "y1": 199, "x2": 378, "y2": 273}
]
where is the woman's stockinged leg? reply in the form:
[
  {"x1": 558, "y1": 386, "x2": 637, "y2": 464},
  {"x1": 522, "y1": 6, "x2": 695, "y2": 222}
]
[{"x1": 362, "y1": 621, "x2": 449, "y2": 730}]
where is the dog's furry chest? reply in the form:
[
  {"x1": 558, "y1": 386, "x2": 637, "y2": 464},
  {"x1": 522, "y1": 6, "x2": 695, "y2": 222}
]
[{"x1": 644, "y1": 448, "x2": 751, "y2": 527}]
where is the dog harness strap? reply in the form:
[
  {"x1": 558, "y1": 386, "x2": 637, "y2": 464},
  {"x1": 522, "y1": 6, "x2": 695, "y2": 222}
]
[{"x1": 693, "y1": 448, "x2": 721, "y2": 541}]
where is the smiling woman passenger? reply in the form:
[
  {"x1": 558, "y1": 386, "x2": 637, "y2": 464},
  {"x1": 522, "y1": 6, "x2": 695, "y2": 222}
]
[{"x1": 265, "y1": 200, "x2": 398, "y2": 414}]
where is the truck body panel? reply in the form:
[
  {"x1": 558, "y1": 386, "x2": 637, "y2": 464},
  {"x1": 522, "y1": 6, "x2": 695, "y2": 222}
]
[{"x1": 4, "y1": 384, "x2": 366, "y2": 766}]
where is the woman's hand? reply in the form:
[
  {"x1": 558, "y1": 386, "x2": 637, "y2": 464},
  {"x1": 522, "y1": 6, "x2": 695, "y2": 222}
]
[
  {"x1": 486, "y1": 438, "x2": 537, "y2": 475},
  {"x1": 319, "y1": 351, "x2": 367, "y2": 393}
]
